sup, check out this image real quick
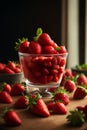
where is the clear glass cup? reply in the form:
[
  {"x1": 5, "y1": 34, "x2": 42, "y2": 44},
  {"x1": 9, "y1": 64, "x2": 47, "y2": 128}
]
[{"x1": 18, "y1": 52, "x2": 68, "y2": 92}]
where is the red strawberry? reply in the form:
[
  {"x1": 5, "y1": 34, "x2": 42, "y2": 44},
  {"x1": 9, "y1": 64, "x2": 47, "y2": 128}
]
[
  {"x1": 11, "y1": 83, "x2": 25, "y2": 96},
  {"x1": 47, "y1": 101, "x2": 54, "y2": 110},
  {"x1": 0, "y1": 62, "x2": 6, "y2": 70},
  {"x1": 76, "y1": 105, "x2": 85, "y2": 112},
  {"x1": 52, "y1": 102, "x2": 67, "y2": 114},
  {"x1": 73, "y1": 86, "x2": 87, "y2": 99},
  {"x1": 38, "y1": 33, "x2": 57, "y2": 48},
  {"x1": 14, "y1": 95, "x2": 29, "y2": 109},
  {"x1": 0, "y1": 91, "x2": 13, "y2": 103},
  {"x1": 57, "y1": 45, "x2": 67, "y2": 54},
  {"x1": 15, "y1": 37, "x2": 30, "y2": 53},
  {"x1": 7, "y1": 61, "x2": 16, "y2": 71},
  {"x1": 1, "y1": 67, "x2": 15, "y2": 74},
  {"x1": 47, "y1": 86, "x2": 57, "y2": 93},
  {"x1": 76, "y1": 74, "x2": 87, "y2": 86},
  {"x1": 53, "y1": 88, "x2": 69, "y2": 105},
  {"x1": 0, "y1": 82, "x2": 12, "y2": 93},
  {"x1": 64, "y1": 80, "x2": 76, "y2": 92},
  {"x1": 3, "y1": 109, "x2": 22, "y2": 126},
  {"x1": 28, "y1": 41, "x2": 42, "y2": 54},
  {"x1": 29, "y1": 93, "x2": 50, "y2": 117},
  {"x1": 42, "y1": 45, "x2": 57, "y2": 54}
]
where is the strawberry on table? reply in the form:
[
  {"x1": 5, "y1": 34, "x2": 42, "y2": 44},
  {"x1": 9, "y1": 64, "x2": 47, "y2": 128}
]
[
  {"x1": 3, "y1": 109, "x2": 22, "y2": 126},
  {"x1": 0, "y1": 82, "x2": 12, "y2": 93},
  {"x1": 64, "y1": 79, "x2": 76, "y2": 92},
  {"x1": 76, "y1": 74, "x2": 87, "y2": 86},
  {"x1": 52, "y1": 102, "x2": 67, "y2": 114},
  {"x1": 28, "y1": 93, "x2": 50, "y2": 117},
  {"x1": 73, "y1": 86, "x2": 87, "y2": 99},
  {"x1": 52, "y1": 88, "x2": 70, "y2": 105},
  {"x1": 11, "y1": 82, "x2": 25, "y2": 96},
  {"x1": 0, "y1": 91, "x2": 13, "y2": 104},
  {"x1": 14, "y1": 95, "x2": 29, "y2": 109}
]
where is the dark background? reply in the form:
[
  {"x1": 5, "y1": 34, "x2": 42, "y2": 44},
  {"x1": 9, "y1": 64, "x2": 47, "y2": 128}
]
[{"x1": 0, "y1": 0, "x2": 61, "y2": 63}]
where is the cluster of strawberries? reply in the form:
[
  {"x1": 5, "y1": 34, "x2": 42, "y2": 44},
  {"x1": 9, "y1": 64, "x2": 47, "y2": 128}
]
[
  {"x1": 0, "y1": 61, "x2": 22, "y2": 74},
  {"x1": 16, "y1": 28, "x2": 68, "y2": 84}
]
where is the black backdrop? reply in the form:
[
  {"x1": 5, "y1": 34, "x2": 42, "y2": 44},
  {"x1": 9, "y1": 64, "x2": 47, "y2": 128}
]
[{"x1": 0, "y1": 0, "x2": 61, "y2": 63}]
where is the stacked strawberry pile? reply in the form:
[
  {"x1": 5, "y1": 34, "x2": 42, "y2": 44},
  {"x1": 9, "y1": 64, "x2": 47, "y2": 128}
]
[
  {"x1": 16, "y1": 28, "x2": 68, "y2": 85},
  {"x1": 0, "y1": 61, "x2": 22, "y2": 74}
]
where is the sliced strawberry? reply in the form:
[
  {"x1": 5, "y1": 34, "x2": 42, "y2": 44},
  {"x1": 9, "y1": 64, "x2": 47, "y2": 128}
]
[{"x1": 0, "y1": 91, "x2": 13, "y2": 103}]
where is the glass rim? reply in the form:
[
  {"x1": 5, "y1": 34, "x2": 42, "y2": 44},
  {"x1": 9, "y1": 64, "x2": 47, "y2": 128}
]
[{"x1": 18, "y1": 52, "x2": 68, "y2": 57}]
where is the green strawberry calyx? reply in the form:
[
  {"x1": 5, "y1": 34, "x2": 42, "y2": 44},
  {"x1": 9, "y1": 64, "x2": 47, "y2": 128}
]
[
  {"x1": 33, "y1": 27, "x2": 43, "y2": 41},
  {"x1": 66, "y1": 109, "x2": 85, "y2": 127}
]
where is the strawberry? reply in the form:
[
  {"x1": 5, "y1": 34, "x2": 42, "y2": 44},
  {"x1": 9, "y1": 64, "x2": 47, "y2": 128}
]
[
  {"x1": 29, "y1": 93, "x2": 50, "y2": 117},
  {"x1": 64, "y1": 80, "x2": 76, "y2": 92},
  {"x1": 52, "y1": 88, "x2": 69, "y2": 105},
  {"x1": 47, "y1": 101, "x2": 54, "y2": 110},
  {"x1": 42, "y1": 45, "x2": 57, "y2": 54},
  {"x1": 76, "y1": 105, "x2": 85, "y2": 112},
  {"x1": 1, "y1": 67, "x2": 15, "y2": 74},
  {"x1": 67, "y1": 109, "x2": 85, "y2": 126},
  {"x1": 15, "y1": 37, "x2": 30, "y2": 53},
  {"x1": 47, "y1": 86, "x2": 57, "y2": 93},
  {"x1": 52, "y1": 102, "x2": 67, "y2": 114},
  {"x1": 76, "y1": 74, "x2": 87, "y2": 86},
  {"x1": 73, "y1": 86, "x2": 87, "y2": 99},
  {"x1": 7, "y1": 61, "x2": 16, "y2": 71},
  {"x1": 0, "y1": 91, "x2": 13, "y2": 103},
  {"x1": 3, "y1": 109, "x2": 22, "y2": 126},
  {"x1": 38, "y1": 33, "x2": 57, "y2": 48},
  {"x1": 57, "y1": 45, "x2": 67, "y2": 54},
  {"x1": 14, "y1": 95, "x2": 29, "y2": 109},
  {"x1": 0, "y1": 82, "x2": 12, "y2": 93},
  {"x1": 0, "y1": 62, "x2": 6, "y2": 70},
  {"x1": 28, "y1": 41, "x2": 42, "y2": 54},
  {"x1": 11, "y1": 82, "x2": 25, "y2": 96}
]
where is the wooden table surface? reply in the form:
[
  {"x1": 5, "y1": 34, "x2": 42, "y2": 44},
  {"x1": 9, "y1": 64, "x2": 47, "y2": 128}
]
[{"x1": 0, "y1": 91, "x2": 87, "y2": 130}]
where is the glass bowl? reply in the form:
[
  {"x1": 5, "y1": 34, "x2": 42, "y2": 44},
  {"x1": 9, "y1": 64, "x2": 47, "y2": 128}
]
[{"x1": 18, "y1": 52, "x2": 68, "y2": 90}]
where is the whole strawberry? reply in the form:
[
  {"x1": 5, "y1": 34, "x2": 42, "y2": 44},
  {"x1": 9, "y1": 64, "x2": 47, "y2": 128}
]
[
  {"x1": 14, "y1": 95, "x2": 29, "y2": 109},
  {"x1": 0, "y1": 82, "x2": 12, "y2": 93},
  {"x1": 76, "y1": 74, "x2": 87, "y2": 86},
  {"x1": 15, "y1": 37, "x2": 30, "y2": 53},
  {"x1": 3, "y1": 109, "x2": 22, "y2": 126},
  {"x1": 64, "y1": 79, "x2": 76, "y2": 92},
  {"x1": 52, "y1": 88, "x2": 69, "y2": 105},
  {"x1": 28, "y1": 93, "x2": 50, "y2": 117},
  {"x1": 67, "y1": 109, "x2": 85, "y2": 126},
  {"x1": 73, "y1": 86, "x2": 87, "y2": 99},
  {"x1": 11, "y1": 82, "x2": 25, "y2": 96},
  {"x1": 0, "y1": 91, "x2": 13, "y2": 104},
  {"x1": 52, "y1": 101, "x2": 67, "y2": 114}
]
